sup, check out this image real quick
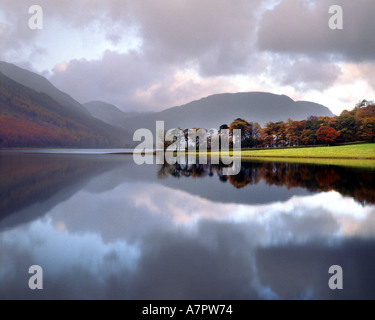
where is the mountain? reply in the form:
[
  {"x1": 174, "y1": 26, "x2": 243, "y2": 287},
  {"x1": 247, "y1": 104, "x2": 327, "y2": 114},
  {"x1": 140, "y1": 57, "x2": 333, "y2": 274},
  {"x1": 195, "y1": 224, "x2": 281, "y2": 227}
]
[
  {"x1": 0, "y1": 61, "x2": 89, "y2": 116},
  {"x1": 0, "y1": 61, "x2": 334, "y2": 148},
  {"x1": 83, "y1": 101, "x2": 143, "y2": 127},
  {"x1": 0, "y1": 71, "x2": 130, "y2": 148},
  {"x1": 118, "y1": 92, "x2": 334, "y2": 133}
]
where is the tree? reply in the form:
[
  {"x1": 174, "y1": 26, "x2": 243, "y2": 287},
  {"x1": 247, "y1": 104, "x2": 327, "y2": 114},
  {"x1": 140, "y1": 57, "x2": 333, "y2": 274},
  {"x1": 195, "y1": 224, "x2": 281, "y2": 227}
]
[
  {"x1": 259, "y1": 122, "x2": 275, "y2": 147},
  {"x1": 286, "y1": 119, "x2": 305, "y2": 146},
  {"x1": 252, "y1": 122, "x2": 261, "y2": 140},
  {"x1": 218, "y1": 125, "x2": 229, "y2": 150},
  {"x1": 316, "y1": 126, "x2": 339, "y2": 144},
  {"x1": 300, "y1": 129, "x2": 312, "y2": 145},
  {"x1": 219, "y1": 124, "x2": 229, "y2": 131},
  {"x1": 358, "y1": 118, "x2": 375, "y2": 141},
  {"x1": 336, "y1": 112, "x2": 356, "y2": 142},
  {"x1": 229, "y1": 118, "x2": 251, "y2": 148},
  {"x1": 273, "y1": 121, "x2": 287, "y2": 146},
  {"x1": 355, "y1": 105, "x2": 375, "y2": 119},
  {"x1": 318, "y1": 116, "x2": 338, "y2": 129},
  {"x1": 229, "y1": 118, "x2": 251, "y2": 138}
]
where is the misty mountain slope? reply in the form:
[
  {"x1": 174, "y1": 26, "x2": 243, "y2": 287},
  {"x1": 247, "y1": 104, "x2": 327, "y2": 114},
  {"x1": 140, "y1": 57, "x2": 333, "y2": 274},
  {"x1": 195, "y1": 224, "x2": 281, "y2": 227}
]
[
  {"x1": 0, "y1": 72, "x2": 130, "y2": 148},
  {"x1": 84, "y1": 101, "x2": 142, "y2": 127},
  {"x1": 0, "y1": 61, "x2": 89, "y2": 116},
  {"x1": 120, "y1": 92, "x2": 334, "y2": 133}
]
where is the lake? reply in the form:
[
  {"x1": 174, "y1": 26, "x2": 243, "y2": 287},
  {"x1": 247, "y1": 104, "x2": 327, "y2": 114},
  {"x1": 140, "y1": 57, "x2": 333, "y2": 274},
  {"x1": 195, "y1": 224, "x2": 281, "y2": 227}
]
[{"x1": 0, "y1": 151, "x2": 374, "y2": 299}]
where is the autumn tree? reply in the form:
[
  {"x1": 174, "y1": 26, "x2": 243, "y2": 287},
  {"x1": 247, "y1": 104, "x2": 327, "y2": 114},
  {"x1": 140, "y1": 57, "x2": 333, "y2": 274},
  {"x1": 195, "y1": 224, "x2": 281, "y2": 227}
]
[
  {"x1": 316, "y1": 126, "x2": 339, "y2": 145},
  {"x1": 318, "y1": 116, "x2": 338, "y2": 129},
  {"x1": 229, "y1": 118, "x2": 251, "y2": 138},
  {"x1": 355, "y1": 105, "x2": 375, "y2": 119},
  {"x1": 358, "y1": 118, "x2": 375, "y2": 141},
  {"x1": 273, "y1": 121, "x2": 287, "y2": 146},
  {"x1": 259, "y1": 122, "x2": 275, "y2": 147},
  {"x1": 286, "y1": 119, "x2": 305, "y2": 146},
  {"x1": 300, "y1": 129, "x2": 312, "y2": 145}
]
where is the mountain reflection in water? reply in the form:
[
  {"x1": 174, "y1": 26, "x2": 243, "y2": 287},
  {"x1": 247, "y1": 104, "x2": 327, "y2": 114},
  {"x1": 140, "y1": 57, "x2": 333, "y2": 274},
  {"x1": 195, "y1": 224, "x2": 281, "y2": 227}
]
[{"x1": 0, "y1": 152, "x2": 374, "y2": 300}]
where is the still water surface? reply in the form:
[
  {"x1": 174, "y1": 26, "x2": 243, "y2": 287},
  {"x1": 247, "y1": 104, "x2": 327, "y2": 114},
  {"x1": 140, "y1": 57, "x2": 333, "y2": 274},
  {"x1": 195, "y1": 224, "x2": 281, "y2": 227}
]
[{"x1": 0, "y1": 151, "x2": 374, "y2": 299}]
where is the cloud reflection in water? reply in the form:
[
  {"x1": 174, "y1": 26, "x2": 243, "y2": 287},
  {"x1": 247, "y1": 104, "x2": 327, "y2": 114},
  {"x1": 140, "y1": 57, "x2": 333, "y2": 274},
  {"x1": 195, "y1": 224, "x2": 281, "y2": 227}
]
[{"x1": 1, "y1": 155, "x2": 375, "y2": 299}]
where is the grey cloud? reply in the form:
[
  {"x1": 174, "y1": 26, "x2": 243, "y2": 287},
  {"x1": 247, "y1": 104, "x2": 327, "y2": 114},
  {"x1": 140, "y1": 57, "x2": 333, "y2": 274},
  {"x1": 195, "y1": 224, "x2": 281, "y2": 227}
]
[
  {"x1": 258, "y1": 0, "x2": 375, "y2": 63},
  {"x1": 0, "y1": 1, "x2": 41, "y2": 63},
  {"x1": 267, "y1": 55, "x2": 342, "y2": 90},
  {"x1": 48, "y1": 50, "x2": 238, "y2": 111},
  {"x1": 129, "y1": 0, "x2": 262, "y2": 76},
  {"x1": 45, "y1": 0, "x2": 264, "y2": 109},
  {"x1": 43, "y1": 0, "x2": 263, "y2": 77},
  {"x1": 49, "y1": 50, "x2": 174, "y2": 110},
  {"x1": 3, "y1": 0, "x2": 375, "y2": 112}
]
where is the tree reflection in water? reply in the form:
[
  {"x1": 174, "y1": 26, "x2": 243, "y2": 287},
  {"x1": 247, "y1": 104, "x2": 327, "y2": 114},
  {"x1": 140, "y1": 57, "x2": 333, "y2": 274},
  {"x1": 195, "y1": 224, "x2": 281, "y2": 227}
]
[{"x1": 158, "y1": 158, "x2": 375, "y2": 205}]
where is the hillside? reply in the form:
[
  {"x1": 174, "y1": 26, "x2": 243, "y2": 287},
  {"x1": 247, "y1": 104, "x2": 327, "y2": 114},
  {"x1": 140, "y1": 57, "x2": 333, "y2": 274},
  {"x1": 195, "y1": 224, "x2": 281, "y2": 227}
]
[
  {"x1": 119, "y1": 92, "x2": 334, "y2": 133},
  {"x1": 83, "y1": 101, "x2": 142, "y2": 127},
  {"x1": 0, "y1": 61, "x2": 89, "y2": 116},
  {"x1": 0, "y1": 72, "x2": 129, "y2": 148}
]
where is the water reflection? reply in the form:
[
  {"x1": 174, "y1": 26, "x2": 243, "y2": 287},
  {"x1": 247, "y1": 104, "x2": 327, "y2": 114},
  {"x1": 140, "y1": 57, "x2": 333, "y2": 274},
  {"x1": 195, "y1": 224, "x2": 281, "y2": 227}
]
[
  {"x1": 0, "y1": 153, "x2": 128, "y2": 228},
  {"x1": 158, "y1": 160, "x2": 375, "y2": 205},
  {"x1": 0, "y1": 152, "x2": 375, "y2": 299}
]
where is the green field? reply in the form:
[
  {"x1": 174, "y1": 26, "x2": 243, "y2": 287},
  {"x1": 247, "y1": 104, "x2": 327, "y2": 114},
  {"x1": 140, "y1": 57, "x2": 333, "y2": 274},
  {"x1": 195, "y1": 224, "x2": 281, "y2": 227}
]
[
  {"x1": 166, "y1": 144, "x2": 375, "y2": 168},
  {"x1": 217, "y1": 143, "x2": 375, "y2": 169},
  {"x1": 241, "y1": 143, "x2": 375, "y2": 159}
]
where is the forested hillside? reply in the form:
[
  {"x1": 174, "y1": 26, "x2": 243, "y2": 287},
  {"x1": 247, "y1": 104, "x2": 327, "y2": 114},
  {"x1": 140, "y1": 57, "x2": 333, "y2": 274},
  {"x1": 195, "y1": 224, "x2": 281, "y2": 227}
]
[{"x1": 0, "y1": 72, "x2": 128, "y2": 148}]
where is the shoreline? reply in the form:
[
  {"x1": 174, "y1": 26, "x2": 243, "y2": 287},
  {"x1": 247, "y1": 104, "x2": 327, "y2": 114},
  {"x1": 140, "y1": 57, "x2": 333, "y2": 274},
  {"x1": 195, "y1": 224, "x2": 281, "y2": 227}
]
[{"x1": 1, "y1": 144, "x2": 374, "y2": 168}]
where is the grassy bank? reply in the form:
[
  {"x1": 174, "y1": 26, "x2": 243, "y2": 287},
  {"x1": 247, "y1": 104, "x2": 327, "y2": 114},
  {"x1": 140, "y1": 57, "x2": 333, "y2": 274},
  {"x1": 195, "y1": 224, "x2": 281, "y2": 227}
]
[
  {"x1": 241, "y1": 143, "x2": 375, "y2": 160},
  {"x1": 211, "y1": 143, "x2": 375, "y2": 169}
]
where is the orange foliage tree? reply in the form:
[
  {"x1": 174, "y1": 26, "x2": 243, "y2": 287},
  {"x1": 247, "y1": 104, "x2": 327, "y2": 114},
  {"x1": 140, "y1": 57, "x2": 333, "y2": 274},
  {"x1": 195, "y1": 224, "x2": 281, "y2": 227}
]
[{"x1": 316, "y1": 126, "x2": 339, "y2": 144}]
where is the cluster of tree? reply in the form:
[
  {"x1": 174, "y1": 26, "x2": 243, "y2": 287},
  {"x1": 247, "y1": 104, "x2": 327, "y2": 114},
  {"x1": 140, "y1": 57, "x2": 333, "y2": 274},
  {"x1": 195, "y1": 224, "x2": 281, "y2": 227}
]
[
  {"x1": 158, "y1": 161, "x2": 374, "y2": 206},
  {"x1": 226, "y1": 104, "x2": 375, "y2": 148},
  {"x1": 160, "y1": 104, "x2": 374, "y2": 151}
]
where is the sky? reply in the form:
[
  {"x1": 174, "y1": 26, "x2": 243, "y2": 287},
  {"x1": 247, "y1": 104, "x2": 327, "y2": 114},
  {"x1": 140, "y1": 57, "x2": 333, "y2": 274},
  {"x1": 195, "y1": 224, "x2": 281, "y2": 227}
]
[{"x1": 1, "y1": 0, "x2": 375, "y2": 115}]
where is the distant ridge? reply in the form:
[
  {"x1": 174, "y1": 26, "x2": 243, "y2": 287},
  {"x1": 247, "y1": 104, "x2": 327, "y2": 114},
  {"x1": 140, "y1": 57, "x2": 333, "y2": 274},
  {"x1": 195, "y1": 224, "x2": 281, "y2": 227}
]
[
  {"x1": 84, "y1": 101, "x2": 145, "y2": 127},
  {"x1": 0, "y1": 61, "x2": 89, "y2": 116},
  {"x1": 117, "y1": 92, "x2": 334, "y2": 133}
]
